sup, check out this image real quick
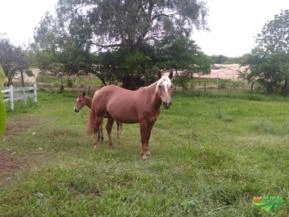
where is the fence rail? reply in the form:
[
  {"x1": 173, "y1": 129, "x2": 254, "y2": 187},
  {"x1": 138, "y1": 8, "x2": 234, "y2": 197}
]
[{"x1": 1, "y1": 84, "x2": 37, "y2": 110}]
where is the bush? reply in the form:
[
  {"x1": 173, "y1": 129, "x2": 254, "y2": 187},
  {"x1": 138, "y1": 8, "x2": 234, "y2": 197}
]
[
  {"x1": 67, "y1": 77, "x2": 74, "y2": 88},
  {"x1": 174, "y1": 76, "x2": 191, "y2": 90}
]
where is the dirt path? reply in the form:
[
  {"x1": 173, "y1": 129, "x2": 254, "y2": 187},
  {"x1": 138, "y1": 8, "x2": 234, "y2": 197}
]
[
  {"x1": 0, "y1": 116, "x2": 43, "y2": 181},
  {"x1": 0, "y1": 152, "x2": 19, "y2": 178}
]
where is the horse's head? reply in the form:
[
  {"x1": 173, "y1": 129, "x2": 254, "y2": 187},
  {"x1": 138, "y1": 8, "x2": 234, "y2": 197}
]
[
  {"x1": 74, "y1": 92, "x2": 87, "y2": 112},
  {"x1": 156, "y1": 71, "x2": 173, "y2": 109}
]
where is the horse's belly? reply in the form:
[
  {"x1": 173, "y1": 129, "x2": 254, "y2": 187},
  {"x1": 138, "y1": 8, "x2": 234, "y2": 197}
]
[
  {"x1": 107, "y1": 104, "x2": 139, "y2": 123},
  {"x1": 111, "y1": 113, "x2": 138, "y2": 123}
]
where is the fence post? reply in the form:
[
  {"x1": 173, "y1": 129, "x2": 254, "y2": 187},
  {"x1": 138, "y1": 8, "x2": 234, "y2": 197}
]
[
  {"x1": 9, "y1": 85, "x2": 14, "y2": 111},
  {"x1": 33, "y1": 83, "x2": 37, "y2": 103}
]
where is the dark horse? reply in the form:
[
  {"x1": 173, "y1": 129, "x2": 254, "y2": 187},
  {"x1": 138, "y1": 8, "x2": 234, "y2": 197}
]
[
  {"x1": 74, "y1": 92, "x2": 123, "y2": 140},
  {"x1": 87, "y1": 72, "x2": 173, "y2": 159}
]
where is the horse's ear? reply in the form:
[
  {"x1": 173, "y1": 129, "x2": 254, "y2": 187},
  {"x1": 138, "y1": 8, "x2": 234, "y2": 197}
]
[
  {"x1": 169, "y1": 70, "x2": 173, "y2": 79},
  {"x1": 82, "y1": 92, "x2": 86, "y2": 97},
  {"x1": 157, "y1": 71, "x2": 162, "y2": 79}
]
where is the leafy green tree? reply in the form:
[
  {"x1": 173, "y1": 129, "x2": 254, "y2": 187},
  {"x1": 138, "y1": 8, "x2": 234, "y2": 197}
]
[
  {"x1": 156, "y1": 36, "x2": 210, "y2": 74},
  {"x1": 0, "y1": 64, "x2": 4, "y2": 87},
  {"x1": 210, "y1": 55, "x2": 229, "y2": 64},
  {"x1": 256, "y1": 10, "x2": 289, "y2": 54},
  {"x1": 0, "y1": 38, "x2": 30, "y2": 86},
  {"x1": 245, "y1": 50, "x2": 289, "y2": 93},
  {"x1": 55, "y1": 0, "x2": 208, "y2": 49},
  {"x1": 15, "y1": 47, "x2": 30, "y2": 86},
  {"x1": 154, "y1": 36, "x2": 210, "y2": 89},
  {"x1": 246, "y1": 10, "x2": 289, "y2": 94},
  {"x1": 34, "y1": 0, "x2": 209, "y2": 89},
  {"x1": 33, "y1": 12, "x2": 92, "y2": 74},
  {"x1": 0, "y1": 64, "x2": 6, "y2": 137}
]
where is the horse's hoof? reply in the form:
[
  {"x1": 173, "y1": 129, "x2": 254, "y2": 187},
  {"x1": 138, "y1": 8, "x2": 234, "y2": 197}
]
[
  {"x1": 141, "y1": 153, "x2": 150, "y2": 160},
  {"x1": 93, "y1": 145, "x2": 99, "y2": 150},
  {"x1": 145, "y1": 150, "x2": 151, "y2": 156}
]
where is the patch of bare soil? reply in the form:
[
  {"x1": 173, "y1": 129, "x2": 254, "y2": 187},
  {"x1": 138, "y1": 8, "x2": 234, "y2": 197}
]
[
  {"x1": 0, "y1": 152, "x2": 19, "y2": 178},
  {"x1": 0, "y1": 116, "x2": 44, "y2": 183},
  {"x1": 3, "y1": 116, "x2": 43, "y2": 137}
]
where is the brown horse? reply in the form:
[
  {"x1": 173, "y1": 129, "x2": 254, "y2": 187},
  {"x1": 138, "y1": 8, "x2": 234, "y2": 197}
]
[
  {"x1": 74, "y1": 92, "x2": 123, "y2": 141},
  {"x1": 88, "y1": 72, "x2": 173, "y2": 159}
]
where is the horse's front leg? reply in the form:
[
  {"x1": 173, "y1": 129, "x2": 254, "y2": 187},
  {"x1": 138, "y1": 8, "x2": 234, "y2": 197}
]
[
  {"x1": 106, "y1": 117, "x2": 115, "y2": 147},
  {"x1": 139, "y1": 120, "x2": 150, "y2": 160},
  {"x1": 145, "y1": 120, "x2": 156, "y2": 157}
]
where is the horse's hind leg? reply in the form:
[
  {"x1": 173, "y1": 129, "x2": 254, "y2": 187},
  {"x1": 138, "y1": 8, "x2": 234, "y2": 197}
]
[
  {"x1": 106, "y1": 117, "x2": 115, "y2": 147},
  {"x1": 92, "y1": 117, "x2": 103, "y2": 149},
  {"x1": 98, "y1": 122, "x2": 104, "y2": 142},
  {"x1": 116, "y1": 121, "x2": 123, "y2": 138}
]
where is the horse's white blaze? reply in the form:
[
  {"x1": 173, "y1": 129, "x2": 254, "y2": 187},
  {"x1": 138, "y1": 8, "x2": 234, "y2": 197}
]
[
  {"x1": 164, "y1": 85, "x2": 169, "y2": 98},
  {"x1": 156, "y1": 76, "x2": 172, "y2": 91},
  {"x1": 156, "y1": 76, "x2": 172, "y2": 104}
]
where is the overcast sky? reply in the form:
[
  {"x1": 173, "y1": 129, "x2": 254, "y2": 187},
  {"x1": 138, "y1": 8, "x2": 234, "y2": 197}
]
[
  {"x1": 1, "y1": 0, "x2": 289, "y2": 57},
  {"x1": 193, "y1": 0, "x2": 289, "y2": 57},
  {"x1": 0, "y1": 0, "x2": 58, "y2": 47}
]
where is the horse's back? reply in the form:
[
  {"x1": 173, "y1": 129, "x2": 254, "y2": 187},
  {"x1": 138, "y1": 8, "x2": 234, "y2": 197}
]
[
  {"x1": 92, "y1": 85, "x2": 133, "y2": 109},
  {"x1": 91, "y1": 86, "x2": 118, "y2": 114}
]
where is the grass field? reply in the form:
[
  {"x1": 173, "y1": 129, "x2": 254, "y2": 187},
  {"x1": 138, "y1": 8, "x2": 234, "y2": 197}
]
[{"x1": 1, "y1": 91, "x2": 289, "y2": 216}]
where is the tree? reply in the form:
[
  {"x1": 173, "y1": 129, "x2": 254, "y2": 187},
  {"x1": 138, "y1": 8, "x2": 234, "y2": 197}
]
[
  {"x1": 15, "y1": 47, "x2": 30, "y2": 86},
  {"x1": 245, "y1": 50, "x2": 289, "y2": 93},
  {"x1": 155, "y1": 36, "x2": 210, "y2": 73},
  {"x1": 246, "y1": 10, "x2": 289, "y2": 94},
  {"x1": 0, "y1": 38, "x2": 30, "y2": 86},
  {"x1": 56, "y1": 0, "x2": 208, "y2": 49},
  {"x1": 0, "y1": 64, "x2": 6, "y2": 137},
  {"x1": 34, "y1": 0, "x2": 208, "y2": 89},
  {"x1": 0, "y1": 64, "x2": 4, "y2": 87},
  {"x1": 152, "y1": 36, "x2": 210, "y2": 89},
  {"x1": 33, "y1": 12, "x2": 93, "y2": 74}
]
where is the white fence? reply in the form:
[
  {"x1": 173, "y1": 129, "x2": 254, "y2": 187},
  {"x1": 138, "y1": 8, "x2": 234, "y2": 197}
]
[{"x1": 1, "y1": 84, "x2": 37, "y2": 110}]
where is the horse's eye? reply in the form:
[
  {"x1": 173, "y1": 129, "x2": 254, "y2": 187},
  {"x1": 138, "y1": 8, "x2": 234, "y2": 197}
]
[{"x1": 158, "y1": 85, "x2": 162, "y2": 88}]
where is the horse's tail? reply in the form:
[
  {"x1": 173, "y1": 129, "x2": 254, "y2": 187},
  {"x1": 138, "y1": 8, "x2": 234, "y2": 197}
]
[{"x1": 87, "y1": 107, "x2": 96, "y2": 135}]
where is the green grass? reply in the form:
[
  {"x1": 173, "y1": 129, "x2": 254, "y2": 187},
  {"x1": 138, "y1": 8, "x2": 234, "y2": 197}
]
[{"x1": 1, "y1": 91, "x2": 289, "y2": 216}]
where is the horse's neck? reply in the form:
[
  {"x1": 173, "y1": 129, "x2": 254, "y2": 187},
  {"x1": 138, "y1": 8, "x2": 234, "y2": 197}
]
[
  {"x1": 85, "y1": 97, "x2": 92, "y2": 108},
  {"x1": 143, "y1": 82, "x2": 162, "y2": 109}
]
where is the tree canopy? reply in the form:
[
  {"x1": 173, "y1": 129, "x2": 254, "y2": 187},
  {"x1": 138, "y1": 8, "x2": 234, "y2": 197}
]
[
  {"x1": 0, "y1": 37, "x2": 30, "y2": 85},
  {"x1": 0, "y1": 64, "x2": 6, "y2": 137},
  {"x1": 246, "y1": 10, "x2": 289, "y2": 94},
  {"x1": 54, "y1": 0, "x2": 208, "y2": 50},
  {"x1": 33, "y1": 0, "x2": 209, "y2": 89}
]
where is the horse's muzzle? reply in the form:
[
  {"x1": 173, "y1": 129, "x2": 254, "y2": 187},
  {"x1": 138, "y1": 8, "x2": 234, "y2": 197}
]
[
  {"x1": 74, "y1": 108, "x2": 79, "y2": 113},
  {"x1": 163, "y1": 101, "x2": 172, "y2": 109}
]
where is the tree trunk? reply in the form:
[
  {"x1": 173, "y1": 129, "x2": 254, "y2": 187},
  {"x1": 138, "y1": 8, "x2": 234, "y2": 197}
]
[
  {"x1": 7, "y1": 76, "x2": 13, "y2": 86},
  {"x1": 20, "y1": 70, "x2": 25, "y2": 87},
  {"x1": 122, "y1": 75, "x2": 144, "y2": 90},
  {"x1": 122, "y1": 75, "x2": 131, "y2": 89},
  {"x1": 266, "y1": 82, "x2": 274, "y2": 93},
  {"x1": 250, "y1": 81, "x2": 255, "y2": 93},
  {"x1": 59, "y1": 76, "x2": 64, "y2": 93},
  {"x1": 284, "y1": 78, "x2": 288, "y2": 96}
]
